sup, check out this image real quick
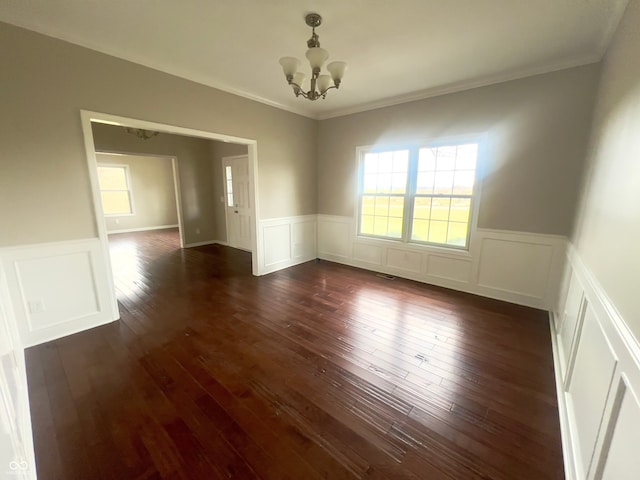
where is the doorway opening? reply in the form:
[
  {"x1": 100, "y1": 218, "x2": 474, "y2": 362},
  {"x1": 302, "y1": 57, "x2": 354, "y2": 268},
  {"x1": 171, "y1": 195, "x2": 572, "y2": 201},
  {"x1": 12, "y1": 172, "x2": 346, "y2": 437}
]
[{"x1": 80, "y1": 110, "x2": 261, "y2": 321}]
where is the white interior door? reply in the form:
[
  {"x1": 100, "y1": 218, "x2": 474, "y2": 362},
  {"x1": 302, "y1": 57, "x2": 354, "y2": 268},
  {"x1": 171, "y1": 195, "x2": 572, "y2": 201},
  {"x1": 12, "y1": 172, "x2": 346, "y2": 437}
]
[{"x1": 223, "y1": 155, "x2": 252, "y2": 251}]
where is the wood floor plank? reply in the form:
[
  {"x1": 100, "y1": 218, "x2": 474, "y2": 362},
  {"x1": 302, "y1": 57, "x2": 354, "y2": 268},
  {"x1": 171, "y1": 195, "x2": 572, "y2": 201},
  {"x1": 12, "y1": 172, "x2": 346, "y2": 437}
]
[{"x1": 25, "y1": 228, "x2": 564, "y2": 479}]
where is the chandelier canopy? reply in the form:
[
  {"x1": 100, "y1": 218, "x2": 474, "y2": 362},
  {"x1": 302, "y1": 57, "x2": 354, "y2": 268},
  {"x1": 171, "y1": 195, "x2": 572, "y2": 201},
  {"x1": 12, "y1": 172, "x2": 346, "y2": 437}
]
[{"x1": 278, "y1": 13, "x2": 347, "y2": 101}]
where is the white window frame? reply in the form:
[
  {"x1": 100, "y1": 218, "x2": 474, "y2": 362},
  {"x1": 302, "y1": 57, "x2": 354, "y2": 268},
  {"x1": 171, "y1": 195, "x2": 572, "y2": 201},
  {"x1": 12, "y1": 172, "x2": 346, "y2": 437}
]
[
  {"x1": 355, "y1": 136, "x2": 484, "y2": 251},
  {"x1": 97, "y1": 163, "x2": 135, "y2": 217}
]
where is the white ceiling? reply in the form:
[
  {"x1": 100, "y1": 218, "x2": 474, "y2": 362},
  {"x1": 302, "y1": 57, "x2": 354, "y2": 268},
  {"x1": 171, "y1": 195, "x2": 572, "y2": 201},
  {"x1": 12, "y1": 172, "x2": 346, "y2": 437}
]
[{"x1": 0, "y1": 0, "x2": 629, "y2": 119}]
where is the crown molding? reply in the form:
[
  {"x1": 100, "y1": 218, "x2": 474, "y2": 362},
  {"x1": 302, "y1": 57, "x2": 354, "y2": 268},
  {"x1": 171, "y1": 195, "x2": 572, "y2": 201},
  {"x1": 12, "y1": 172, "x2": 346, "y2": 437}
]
[
  {"x1": 315, "y1": 54, "x2": 602, "y2": 120},
  {"x1": 0, "y1": 18, "x2": 316, "y2": 119},
  {"x1": 2, "y1": 6, "x2": 624, "y2": 123}
]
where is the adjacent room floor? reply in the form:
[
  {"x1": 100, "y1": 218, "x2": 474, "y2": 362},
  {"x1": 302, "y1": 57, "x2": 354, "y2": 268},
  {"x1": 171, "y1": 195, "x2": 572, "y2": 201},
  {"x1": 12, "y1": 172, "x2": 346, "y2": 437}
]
[{"x1": 25, "y1": 228, "x2": 564, "y2": 479}]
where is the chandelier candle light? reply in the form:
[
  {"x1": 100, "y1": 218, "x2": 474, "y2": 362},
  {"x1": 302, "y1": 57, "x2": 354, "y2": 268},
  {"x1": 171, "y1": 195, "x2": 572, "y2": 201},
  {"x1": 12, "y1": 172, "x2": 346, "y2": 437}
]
[{"x1": 279, "y1": 13, "x2": 347, "y2": 101}]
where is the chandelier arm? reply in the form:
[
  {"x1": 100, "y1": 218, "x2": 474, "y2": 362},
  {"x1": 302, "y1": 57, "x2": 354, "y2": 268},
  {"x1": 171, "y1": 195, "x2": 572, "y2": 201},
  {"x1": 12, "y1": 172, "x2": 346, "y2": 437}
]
[
  {"x1": 319, "y1": 84, "x2": 339, "y2": 98},
  {"x1": 290, "y1": 84, "x2": 316, "y2": 101}
]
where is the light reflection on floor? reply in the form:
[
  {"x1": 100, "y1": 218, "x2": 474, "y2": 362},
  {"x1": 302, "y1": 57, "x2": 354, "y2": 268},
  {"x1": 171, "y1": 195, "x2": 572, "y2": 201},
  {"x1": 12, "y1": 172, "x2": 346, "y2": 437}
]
[
  {"x1": 350, "y1": 285, "x2": 468, "y2": 403},
  {"x1": 108, "y1": 237, "x2": 144, "y2": 299}
]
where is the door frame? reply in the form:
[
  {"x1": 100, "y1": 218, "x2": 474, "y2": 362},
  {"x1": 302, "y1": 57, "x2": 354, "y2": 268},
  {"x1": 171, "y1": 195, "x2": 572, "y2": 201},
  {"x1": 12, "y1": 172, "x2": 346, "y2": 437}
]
[
  {"x1": 80, "y1": 110, "x2": 262, "y2": 321},
  {"x1": 221, "y1": 154, "x2": 252, "y2": 252}
]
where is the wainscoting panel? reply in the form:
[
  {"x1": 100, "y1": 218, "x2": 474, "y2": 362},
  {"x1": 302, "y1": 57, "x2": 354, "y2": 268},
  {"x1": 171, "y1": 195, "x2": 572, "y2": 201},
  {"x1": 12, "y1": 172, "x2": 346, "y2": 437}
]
[
  {"x1": 317, "y1": 216, "x2": 566, "y2": 309},
  {"x1": 566, "y1": 305, "x2": 617, "y2": 476},
  {"x1": 259, "y1": 215, "x2": 317, "y2": 275},
  {"x1": 426, "y1": 255, "x2": 472, "y2": 284},
  {"x1": 559, "y1": 274, "x2": 588, "y2": 382},
  {"x1": 292, "y1": 220, "x2": 316, "y2": 260},
  {"x1": 0, "y1": 238, "x2": 117, "y2": 347},
  {"x1": 551, "y1": 245, "x2": 640, "y2": 480},
  {"x1": 352, "y1": 243, "x2": 384, "y2": 266},
  {"x1": 597, "y1": 377, "x2": 640, "y2": 480},
  {"x1": 0, "y1": 268, "x2": 36, "y2": 479},
  {"x1": 316, "y1": 215, "x2": 350, "y2": 261},
  {"x1": 386, "y1": 248, "x2": 423, "y2": 274},
  {"x1": 262, "y1": 224, "x2": 291, "y2": 267},
  {"x1": 476, "y1": 237, "x2": 553, "y2": 298}
]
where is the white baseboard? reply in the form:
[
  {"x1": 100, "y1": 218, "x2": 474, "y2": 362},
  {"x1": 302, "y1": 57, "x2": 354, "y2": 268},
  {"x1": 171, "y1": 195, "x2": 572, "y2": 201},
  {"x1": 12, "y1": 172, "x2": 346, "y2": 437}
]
[
  {"x1": 107, "y1": 224, "x2": 178, "y2": 234},
  {"x1": 317, "y1": 215, "x2": 566, "y2": 309},
  {"x1": 183, "y1": 239, "x2": 219, "y2": 248},
  {"x1": 0, "y1": 238, "x2": 118, "y2": 347}
]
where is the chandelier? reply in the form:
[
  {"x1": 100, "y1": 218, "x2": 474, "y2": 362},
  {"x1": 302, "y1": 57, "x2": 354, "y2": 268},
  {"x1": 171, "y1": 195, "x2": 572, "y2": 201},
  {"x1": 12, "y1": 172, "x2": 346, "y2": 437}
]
[
  {"x1": 125, "y1": 127, "x2": 159, "y2": 140},
  {"x1": 278, "y1": 13, "x2": 347, "y2": 101}
]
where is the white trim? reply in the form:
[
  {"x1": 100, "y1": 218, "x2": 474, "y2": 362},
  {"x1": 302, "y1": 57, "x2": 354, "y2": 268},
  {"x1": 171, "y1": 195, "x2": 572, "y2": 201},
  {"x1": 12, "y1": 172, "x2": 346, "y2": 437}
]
[
  {"x1": 318, "y1": 215, "x2": 566, "y2": 309},
  {"x1": 260, "y1": 214, "x2": 317, "y2": 227},
  {"x1": 183, "y1": 240, "x2": 218, "y2": 248},
  {"x1": 0, "y1": 266, "x2": 37, "y2": 479},
  {"x1": 107, "y1": 224, "x2": 179, "y2": 235},
  {"x1": 0, "y1": 15, "x2": 620, "y2": 121},
  {"x1": 568, "y1": 245, "x2": 640, "y2": 369},
  {"x1": 353, "y1": 136, "x2": 485, "y2": 253},
  {"x1": 551, "y1": 243, "x2": 640, "y2": 480},
  {"x1": 0, "y1": 238, "x2": 116, "y2": 347},
  {"x1": 80, "y1": 112, "x2": 119, "y2": 322},
  {"x1": 81, "y1": 110, "x2": 262, "y2": 281},
  {"x1": 259, "y1": 215, "x2": 317, "y2": 275},
  {"x1": 549, "y1": 313, "x2": 578, "y2": 480},
  {"x1": 171, "y1": 157, "x2": 185, "y2": 249}
]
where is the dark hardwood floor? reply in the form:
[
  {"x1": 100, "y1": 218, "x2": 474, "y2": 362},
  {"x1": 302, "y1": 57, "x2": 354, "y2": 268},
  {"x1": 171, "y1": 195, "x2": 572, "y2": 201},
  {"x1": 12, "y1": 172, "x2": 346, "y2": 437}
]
[{"x1": 25, "y1": 228, "x2": 564, "y2": 479}]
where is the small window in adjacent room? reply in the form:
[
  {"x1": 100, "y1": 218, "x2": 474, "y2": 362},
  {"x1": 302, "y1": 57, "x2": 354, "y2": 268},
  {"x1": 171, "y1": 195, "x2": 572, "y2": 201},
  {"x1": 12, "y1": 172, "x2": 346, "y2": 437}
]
[
  {"x1": 97, "y1": 165, "x2": 134, "y2": 215},
  {"x1": 357, "y1": 141, "x2": 479, "y2": 249}
]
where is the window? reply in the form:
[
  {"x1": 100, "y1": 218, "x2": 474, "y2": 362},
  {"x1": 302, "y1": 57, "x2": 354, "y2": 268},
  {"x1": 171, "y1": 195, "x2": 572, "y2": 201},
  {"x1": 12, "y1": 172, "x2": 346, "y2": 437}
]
[
  {"x1": 358, "y1": 141, "x2": 479, "y2": 249},
  {"x1": 97, "y1": 165, "x2": 133, "y2": 215},
  {"x1": 225, "y1": 165, "x2": 234, "y2": 207}
]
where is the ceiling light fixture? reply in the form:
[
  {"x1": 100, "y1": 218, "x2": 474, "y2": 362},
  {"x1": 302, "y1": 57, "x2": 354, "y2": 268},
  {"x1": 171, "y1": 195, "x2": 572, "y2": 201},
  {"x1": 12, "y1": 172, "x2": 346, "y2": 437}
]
[
  {"x1": 279, "y1": 13, "x2": 347, "y2": 101},
  {"x1": 125, "y1": 127, "x2": 159, "y2": 140}
]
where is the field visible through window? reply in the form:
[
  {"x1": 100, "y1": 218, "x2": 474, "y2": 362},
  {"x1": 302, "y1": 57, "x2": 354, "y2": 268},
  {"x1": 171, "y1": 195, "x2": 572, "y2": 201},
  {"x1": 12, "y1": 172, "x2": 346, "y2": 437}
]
[{"x1": 358, "y1": 143, "x2": 477, "y2": 247}]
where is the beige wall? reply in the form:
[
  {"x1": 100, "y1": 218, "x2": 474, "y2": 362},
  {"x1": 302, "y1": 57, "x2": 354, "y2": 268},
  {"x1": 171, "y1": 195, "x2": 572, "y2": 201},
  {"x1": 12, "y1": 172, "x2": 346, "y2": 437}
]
[
  {"x1": 317, "y1": 64, "x2": 600, "y2": 236},
  {"x1": 572, "y1": 0, "x2": 640, "y2": 340},
  {"x1": 93, "y1": 123, "x2": 217, "y2": 245},
  {"x1": 209, "y1": 142, "x2": 249, "y2": 243},
  {"x1": 96, "y1": 152, "x2": 178, "y2": 233},
  {"x1": 0, "y1": 22, "x2": 316, "y2": 247}
]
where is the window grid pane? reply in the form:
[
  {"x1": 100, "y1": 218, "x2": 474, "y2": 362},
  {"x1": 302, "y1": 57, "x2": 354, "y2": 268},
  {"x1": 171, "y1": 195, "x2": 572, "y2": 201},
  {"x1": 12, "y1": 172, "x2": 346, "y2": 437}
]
[{"x1": 360, "y1": 194, "x2": 404, "y2": 239}]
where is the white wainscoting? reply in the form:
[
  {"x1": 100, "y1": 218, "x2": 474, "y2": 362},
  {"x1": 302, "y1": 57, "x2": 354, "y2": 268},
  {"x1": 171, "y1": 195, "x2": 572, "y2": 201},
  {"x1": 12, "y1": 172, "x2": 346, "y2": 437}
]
[
  {"x1": 317, "y1": 215, "x2": 566, "y2": 309},
  {"x1": 0, "y1": 267, "x2": 37, "y2": 479},
  {"x1": 259, "y1": 215, "x2": 317, "y2": 275},
  {"x1": 0, "y1": 238, "x2": 118, "y2": 348},
  {"x1": 551, "y1": 245, "x2": 640, "y2": 480}
]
